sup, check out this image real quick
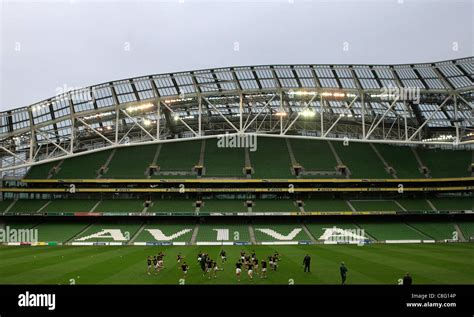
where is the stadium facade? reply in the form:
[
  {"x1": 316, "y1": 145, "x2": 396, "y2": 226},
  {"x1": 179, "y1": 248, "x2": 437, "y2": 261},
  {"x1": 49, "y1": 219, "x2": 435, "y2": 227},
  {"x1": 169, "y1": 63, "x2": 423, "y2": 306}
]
[{"x1": 0, "y1": 58, "x2": 472, "y2": 251}]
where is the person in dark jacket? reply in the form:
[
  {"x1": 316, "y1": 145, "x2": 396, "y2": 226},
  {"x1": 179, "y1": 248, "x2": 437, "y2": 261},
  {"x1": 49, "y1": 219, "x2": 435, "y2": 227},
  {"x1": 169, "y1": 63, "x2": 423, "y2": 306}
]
[
  {"x1": 403, "y1": 272, "x2": 412, "y2": 286},
  {"x1": 340, "y1": 262, "x2": 348, "y2": 285},
  {"x1": 303, "y1": 254, "x2": 311, "y2": 272}
]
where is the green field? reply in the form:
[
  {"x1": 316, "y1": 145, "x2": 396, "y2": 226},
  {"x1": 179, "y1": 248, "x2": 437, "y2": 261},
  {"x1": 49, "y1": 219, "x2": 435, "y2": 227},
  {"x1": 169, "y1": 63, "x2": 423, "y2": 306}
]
[{"x1": 0, "y1": 244, "x2": 473, "y2": 285}]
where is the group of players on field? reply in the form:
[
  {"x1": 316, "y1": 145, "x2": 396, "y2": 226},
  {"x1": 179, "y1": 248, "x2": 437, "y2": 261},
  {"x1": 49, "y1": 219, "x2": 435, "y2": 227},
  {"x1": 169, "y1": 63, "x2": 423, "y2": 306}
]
[
  {"x1": 146, "y1": 251, "x2": 166, "y2": 274},
  {"x1": 146, "y1": 249, "x2": 281, "y2": 282},
  {"x1": 234, "y1": 250, "x2": 280, "y2": 281}
]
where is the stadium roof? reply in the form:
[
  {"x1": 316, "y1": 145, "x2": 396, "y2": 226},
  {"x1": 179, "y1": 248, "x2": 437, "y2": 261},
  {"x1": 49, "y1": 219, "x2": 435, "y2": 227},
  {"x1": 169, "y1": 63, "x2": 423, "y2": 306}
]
[{"x1": 0, "y1": 58, "x2": 473, "y2": 176}]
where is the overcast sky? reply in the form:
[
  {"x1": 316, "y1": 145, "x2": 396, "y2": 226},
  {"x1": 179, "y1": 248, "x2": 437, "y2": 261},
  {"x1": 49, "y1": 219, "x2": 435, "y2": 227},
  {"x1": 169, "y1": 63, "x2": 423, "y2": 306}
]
[{"x1": 0, "y1": 0, "x2": 472, "y2": 111}]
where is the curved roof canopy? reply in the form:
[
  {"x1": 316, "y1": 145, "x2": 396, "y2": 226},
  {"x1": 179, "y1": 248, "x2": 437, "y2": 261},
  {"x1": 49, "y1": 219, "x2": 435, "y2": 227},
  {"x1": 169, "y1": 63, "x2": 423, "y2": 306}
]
[{"x1": 0, "y1": 58, "x2": 473, "y2": 175}]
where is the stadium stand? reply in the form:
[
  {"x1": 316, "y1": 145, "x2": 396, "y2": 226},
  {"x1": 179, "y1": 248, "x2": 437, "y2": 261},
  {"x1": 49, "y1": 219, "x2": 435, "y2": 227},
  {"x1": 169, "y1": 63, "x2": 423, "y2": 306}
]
[
  {"x1": 458, "y1": 222, "x2": 474, "y2": 240},
  {"x1": 0, "y1": 200, "x2": 15, "y2": 213},
  {"x1": 104, "y1": 144, "x2": 157, "y2": 178},
  {"x1": 24, "y1": 161, "x2": 59, "y2": 179},
  {"x1": 200, "y1": 199, "x2": 249, "y2": 213},
  {"x1": 147, "y1": 199, "x2": 197, "y2": 213},
  {"x1": 350, "y1": 200, "x2": 404, "y2": 212},
  {"x1": 94, "y1": 200, "x2": 146, "y2": 213},
  {"x1": 22, "y1": 138, "x2": 473, "y2": 180},
  {"x1": 2, "y1": 221, "x2": 38, "y2": 230},
  {"x1": 36, "y1": 222, "x2": 90, "y2": 242},
  {"x1": 302, "y1": 199, "x2": 351, "y2": 212},
  {"x1": 374, "y1": 144, "x2": 422, "y2": 178},
  {"x1": 406, "y1": 222, "x2": 457, "y2": 240},
  {"x1": 7, "y1": 200, "x2": 49, "y2": 214},
  {"x1": 418, "y1": 147, "x2": 472, "y2": 178},
  {"x1": 203, "y1": 140, "x2": 246, "y2": 177},
  {"x1": 356, "y1": 222, "x2": 430, "y2": 240},
  {"x1": 430, "y1": 197, "x2": 473, "y2": 211},
  {"x1": 397, "y1": 199, "x2": 433, "y2": 211},
  {"x1": 249, "y1": 137, "x2": 294, "y2": 178},
  {"x1": 289, "y1": 139, "x2": 339, "y2": 177},
  {"x1": 331, "y1": 141, "x2": 389, "y2": 178},
  {"x1": 54, "y1": 150, "x2": 112, "y2": 179},
  {"x1": 152, "y1": 140, "x2": 201, "y2": 178},
  {"x1": 251, "y1": 199, "x2": 299, "y2": 212},
  {"x1": 42, "y1": 199, "x2": 98, "y2": 213}
]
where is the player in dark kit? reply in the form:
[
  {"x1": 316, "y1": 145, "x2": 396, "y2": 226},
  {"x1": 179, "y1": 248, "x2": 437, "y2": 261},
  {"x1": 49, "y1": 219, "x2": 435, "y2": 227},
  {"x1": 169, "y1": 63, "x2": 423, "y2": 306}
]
[
  {"x1": 197, "y1": 252, "x2": 203, "y2": 263},
  {"x1": 240, "y1": 250, "x2": 246, "y2": 260},
  {"x1": 219, "y1": 250, "x2": 227, "y2": 263},
  {"x1": 205, "y1": 257, "x2": 213, "y2": 279},
  {"x1": 253, "y1": 258, "x2": 259, "y2": 277},
  {"x1": 181, "y1": 262, "x2": 189, "y2": 279},
  {"x1": 260, "y1": 259, "x2": 267, "y2": 279},
  {"x1": 147, "y1": 256, "x2": 152, "y2": 275},
  {"x1": 244, "y1": 255, "x2": 251, "y2": 269},
  {"x1": 177, "y1": 253, "x2": 184, "y2": 263},
  {"x1": 268, "y1": 255, "x2": 274, "y2": 271},
  {"x1": 273, "y1": 252, "x2": 280, "y2": 271},
  {"x1": 212, "y1": 260, "x2": 220, "y2": 279},
  {"x1": 156, "y1": 254, "x2": 164, "y2": 271},
  {"x1": 235, "y1": 261, "x2": 243, "y2": 282},
  {"x1": 247, "y1": 261, "x2": 254, "y2": 280},
  {"x1": 340, "y1": 262, "x2": 348, "y2": 285},
  {"x1": 199, "y1": 253, "x2": 208, "y2": 274},
  {"x1": 152, "y1": 256, "x2": 159, "y2": 274}
]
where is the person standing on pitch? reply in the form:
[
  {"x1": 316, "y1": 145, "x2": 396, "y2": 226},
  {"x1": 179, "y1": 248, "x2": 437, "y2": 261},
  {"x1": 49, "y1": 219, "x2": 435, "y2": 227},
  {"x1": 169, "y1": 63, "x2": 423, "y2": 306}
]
[
  {"x1": 403, "y1": 272, "x2": 412, "y2": 286},
  {"x1": 303, "y1": 254, "x2": 311, "y2": 273},
  {"x1": 340, "y1": 262, "x2": 348, "y2": 285}
]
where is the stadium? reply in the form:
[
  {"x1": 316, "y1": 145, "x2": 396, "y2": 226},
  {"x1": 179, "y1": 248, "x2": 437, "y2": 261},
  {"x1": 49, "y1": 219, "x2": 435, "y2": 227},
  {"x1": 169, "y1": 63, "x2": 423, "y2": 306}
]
[{"x1": 0, "y1": 58, "x2": 473, "y2": 285}]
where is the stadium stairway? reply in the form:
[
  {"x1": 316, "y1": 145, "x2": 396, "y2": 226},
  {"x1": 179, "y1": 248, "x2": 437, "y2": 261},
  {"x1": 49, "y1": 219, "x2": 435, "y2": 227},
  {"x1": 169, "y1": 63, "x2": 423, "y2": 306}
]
[
  {"x1": 97, "y1": 149, "x2": 117, "y2": 179},
  {"x1": 301, "y1": 223, "x2": 317, "y2": 243},
  {"x1": 454, "y1": 223, "x2": 467, "y2": 242},
  {"x1": 369, "y1": 143, "x2": 397, "y2": 178},
  {"x1": 190, "y1": 224, "x2": 199, "y2": 245},
  {"x1": 128, "y1": 222, "x2": 147, "y2": 245},
  {"x1": 426, "y1": 200, "x2": 437, "y2": 211},
  {"x1": 404, "y1": 222, "x2": 437, "y2": 240},
  {"x1": 65, "y1": 222, "x2": 95, "y2": 244},
  {"x1": 147, "y1": 144, "x2": 162, "y2": 179},
  {"x1": 48, "y1": 160, "x2": 64, "y2": 179},
  {"x1": 331, "y1": 141, "x2": 390, "y2": 179},
  {"x1": 353, "y1": 222, "x2": 376, "y2": 240},
  {"x1": 374, "y1": 144, "x2": 422, "y2": 178},
  {"x1": 411, "y1": 147, "x2": 430, "y2": 177},
  {"x1": 327, "y1": 141, "x2": 350, "y2": 178},
  {"x1": 248, "y1": 224, "x2": 257, "y2": 244}
]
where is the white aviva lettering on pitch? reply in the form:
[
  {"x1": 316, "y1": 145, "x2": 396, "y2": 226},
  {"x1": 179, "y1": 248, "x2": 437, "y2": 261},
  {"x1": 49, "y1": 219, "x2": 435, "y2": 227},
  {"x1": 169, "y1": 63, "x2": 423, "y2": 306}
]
[
  {"x1": 212, "y1": 229, "x2": 229, "y2": 241},
  {"x1": 18, "y1": 292, "x2": 56, "y2": 311},
  {"x1": 319, "y1": 227, "x2": 366, "y2": 241},
  {"x1": 145, "y1": 229, "x2": 192, "y2": 241},
  {"x1": 76, "y1": 229, "x2": 127, "y2": 241},
  {"x1": 255, "y1": 228, "x2": 302, "y2": 240}
]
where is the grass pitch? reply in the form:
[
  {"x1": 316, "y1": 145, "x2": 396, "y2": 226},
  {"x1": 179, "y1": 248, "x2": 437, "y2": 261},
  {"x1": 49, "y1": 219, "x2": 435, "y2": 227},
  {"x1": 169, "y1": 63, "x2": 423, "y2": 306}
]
[{"x1": 0, "y1": 243, "x2": 473, "y2": 285}]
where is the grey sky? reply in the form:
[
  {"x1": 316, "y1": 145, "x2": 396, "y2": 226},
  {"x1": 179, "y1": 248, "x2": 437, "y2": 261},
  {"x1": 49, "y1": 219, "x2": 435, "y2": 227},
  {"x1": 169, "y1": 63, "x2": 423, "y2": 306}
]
[{"x1": 1, "y1": 0, "x2": 473, "y2": 111}]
